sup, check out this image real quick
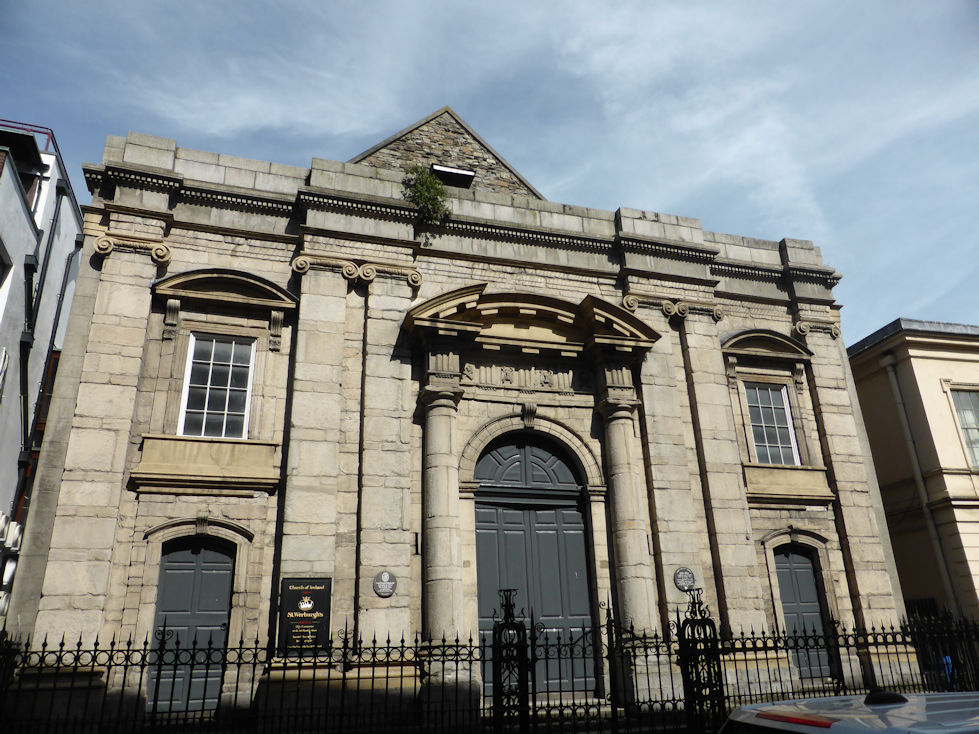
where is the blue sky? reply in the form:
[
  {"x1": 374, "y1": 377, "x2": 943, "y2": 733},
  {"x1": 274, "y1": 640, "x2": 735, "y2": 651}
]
[{"x1": 2, "y1": 1, "x2": 976, "y2": 343}]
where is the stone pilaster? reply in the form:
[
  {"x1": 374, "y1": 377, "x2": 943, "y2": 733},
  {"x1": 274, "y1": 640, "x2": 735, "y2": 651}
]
[
  {"x1": 280, "y1": 262, "x2": 347, "y2": 630},
  {"x1": 33, "y1": 244, "x2": 158, "y2": 641},
  {"x1": 355, "y1": 277, "x2": 415, "y2": 640},
  {"x1": 677, "y1": 312, "x2": 765, "y2": 632}
]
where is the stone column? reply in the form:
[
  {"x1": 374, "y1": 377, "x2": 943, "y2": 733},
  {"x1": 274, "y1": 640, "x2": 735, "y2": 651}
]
[{"x1": 420, "y1": 384, "x2": 465, "y2": 641}]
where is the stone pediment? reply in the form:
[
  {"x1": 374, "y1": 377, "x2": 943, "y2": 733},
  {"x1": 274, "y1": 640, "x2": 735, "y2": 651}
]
[
  {"x1": 722, "y1": 329, "x2": 811, "y2": 358},
  {"x1": 349, "y1": 107, "x2": 543, "y2": 200},
  {"x1": 405, "y1": 285, "x2": 658, "y2": 357},
  {"x1": 154, "y1": 269, "x2": 297, "y2": 311}
]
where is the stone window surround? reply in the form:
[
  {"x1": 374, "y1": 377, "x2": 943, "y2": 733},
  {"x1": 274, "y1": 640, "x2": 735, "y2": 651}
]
[
  {"x1": 760, "y1": 527, "x2": 840, "y2": 633},
  {"x1": 134, "y1": 519, "x2": 254, "y2": 650},
  {"x1": 942, "y1": 380, "x2": 979, "y2": 471},
  {"x1": 724, "y1": 332, "x2": 833, "y2": 505}
]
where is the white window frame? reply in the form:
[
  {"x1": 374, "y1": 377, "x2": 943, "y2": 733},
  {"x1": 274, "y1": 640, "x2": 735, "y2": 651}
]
[
  {"x1": 178, "y1": 333, "x2": 255, "y2": 439},
  {"x1": 951, "y1": 388, "x2": 979, "y2": 469},
  {"x1": 743, "y1": 381, "x2": 802, "y2": 466}
]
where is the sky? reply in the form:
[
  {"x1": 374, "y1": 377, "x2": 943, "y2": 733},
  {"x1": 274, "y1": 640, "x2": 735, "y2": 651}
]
[{"x1": 1, "y1": 0, "x2": 976, "y2": 344}]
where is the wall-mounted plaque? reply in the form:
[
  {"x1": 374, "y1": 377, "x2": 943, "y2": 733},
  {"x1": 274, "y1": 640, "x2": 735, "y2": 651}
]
[
  {"x1": 673, "y1": 567, "x2": 696, "y2": 593},
  {"x1": 279, "y1": 577, "x2": 331, "y2": 649},
  {"x1": 373, "y1": 570, "x2": 397, "y2": 598}
]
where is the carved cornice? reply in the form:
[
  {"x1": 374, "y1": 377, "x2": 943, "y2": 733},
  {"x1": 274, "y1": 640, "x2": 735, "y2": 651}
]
[
  {"x1": 617, "y1": 235, "x2": 718, "y2": 264},
  {"x1": 622, "y1": 292, "x2": 723, "y2": 321},
  {"x1": 95, "y1": 233, "x2": 172, "y2": 264},
  {"x1": 711, "y1": 259, "x2": 782, "y2": 283},
  {"x1": 291, "y1": 253, "x2": 422, "y2": 287},
  {"x1": 446, "y1": 217, "x2": 610, "y2": 253},
  {"x1": 298, "y1": 189, "x2": 414, "y2": 221},
  {"x1": 180, "y1": 186, "x2": 293, "y2": 215},
  {"x1": 787, "y1": 264, "x2": 842, "y2": 288},
  {"x1": 793, "y1": 319, "x2": 841, "y2": 340},
  {"x1": 711, "y1": 259, "x2": 841, "y2": 290},
  {"x1": 97, "y1": 164, "x2": 183, "y2": 193}
]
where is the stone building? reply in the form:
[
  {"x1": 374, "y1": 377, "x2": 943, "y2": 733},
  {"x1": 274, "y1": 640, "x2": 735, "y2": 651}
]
[
  {"x1": 849, "y1": 318, "x2": 979, "y2": 618},
  {"x1": 9, "y1": 108, "x2": 903, "y2": 663},
  {"x1": 0, "y1": 121, "x2": 82, "y2": 620}
]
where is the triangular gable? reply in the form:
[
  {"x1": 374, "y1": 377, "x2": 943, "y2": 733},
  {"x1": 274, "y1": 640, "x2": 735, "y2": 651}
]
[{"x1": 349, "y1": 106, "x2": 544, "y2": 200}]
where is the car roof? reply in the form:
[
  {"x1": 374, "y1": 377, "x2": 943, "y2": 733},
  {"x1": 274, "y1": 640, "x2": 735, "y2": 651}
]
[{"x1": 727, "y1": 692, "x2": 979, "y2": 732}]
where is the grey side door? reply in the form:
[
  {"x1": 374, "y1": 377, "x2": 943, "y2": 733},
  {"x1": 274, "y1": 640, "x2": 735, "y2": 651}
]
[
  {"x1": 149, "y1": 536, "x2": 235, "y2": 712},
  {"x1": 775, "y1": 544, "x2": 831, "y2": 678}
]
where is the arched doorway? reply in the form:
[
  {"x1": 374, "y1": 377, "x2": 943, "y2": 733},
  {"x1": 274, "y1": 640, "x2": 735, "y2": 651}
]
[
  {"x1": 149, "y1": 535, "x2": 235, "y2": 711},
  {"x1": 774, "y1": 543, "x2": 831, "y2": 677},
  {"x1": 474, "y1": 433, "x2": 594, "y2": 690}
]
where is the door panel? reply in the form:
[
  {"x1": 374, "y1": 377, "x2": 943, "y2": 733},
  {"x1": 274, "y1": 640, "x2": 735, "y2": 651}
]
[
  {"x1": 477, "y1": 502, "x2": 594, "y2": 693},
  {"x1": 150, "y1": 536, "x2": 234, "y2": 712},
  {"x1": 775, "y1": 545, "x2": 831, "y2": 678}
]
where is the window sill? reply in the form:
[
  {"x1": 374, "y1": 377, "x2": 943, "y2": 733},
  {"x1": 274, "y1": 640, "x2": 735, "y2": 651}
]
[
  {"x1": 743, "y1": 463, "x2": 833, "y2": 506},
  {"x1": 130, "y1": 434, "x2": 280, "y2": 495}
]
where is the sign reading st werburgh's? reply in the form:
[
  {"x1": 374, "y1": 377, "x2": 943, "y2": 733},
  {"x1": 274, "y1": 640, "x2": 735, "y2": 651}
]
[{"x1": 278, "y1": 577, "x2": 331, "y2": 648}]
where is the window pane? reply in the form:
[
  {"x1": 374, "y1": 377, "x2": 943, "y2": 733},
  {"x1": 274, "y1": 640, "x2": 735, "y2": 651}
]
[
  {"x1": 182, "y1": 412, "x2": 203, "y2": 436},
  {"x1": 212, "y1": 340, "x2": 233, "y2": 363},
  {"x1": 203, "y1": 414, "x2": 225, "y2": 437},
  {"x1": 757, "y1": 388, "x2": 772, "y2": 407},
  {"x1": 230, "y1": 365, "x2": 249, "y2": 388},
  {"x1": 186, "y1": 386, "x2": 206, "y2": 411},
  {"x1": 207, "y1": 389, "x2": 228, "y2": 412},
  {"x1": 211, "y1": 364, "x2": 230, "y2": 387},
  {"x1": 232, "y1": 342, "x2": 251, "y2": 365},
  {"x1": 193, "y1": 338, "x2": 213, "y2": 361},
  {"x1": 227, "y1": 389, "x2": 246, "y2": 413},
  {"x1": 189, "y1": 363, "x2": 210, "y2": 386},
  {"x1": 224, "y1": 414, "x2": 244, "y2": 438}
]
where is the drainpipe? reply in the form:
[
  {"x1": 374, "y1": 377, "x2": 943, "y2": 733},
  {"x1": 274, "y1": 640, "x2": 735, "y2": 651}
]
[
  {"x1": 32, "y1": 180, "x2": 66, "y2": 321},
  {"x1": 13, "y1": 237, "x2": 82, "y2": 525},
  {"x1": 882, "y1": 353, "x2": 960, "y2": 614}
]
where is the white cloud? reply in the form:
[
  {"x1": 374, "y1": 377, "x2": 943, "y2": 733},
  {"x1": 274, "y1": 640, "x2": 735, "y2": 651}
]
[{"x1": 3, "y1": 0, "x2": 976, "y2": 343}]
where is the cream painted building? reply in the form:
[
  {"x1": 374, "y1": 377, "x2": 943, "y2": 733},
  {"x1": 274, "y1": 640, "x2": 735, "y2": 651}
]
[
  {"x1": 849, "y1": 319, "x2": 979, "y2": 617},
  {"x1": 9, "y1": 109, "x2": 903, "y2": 671}
]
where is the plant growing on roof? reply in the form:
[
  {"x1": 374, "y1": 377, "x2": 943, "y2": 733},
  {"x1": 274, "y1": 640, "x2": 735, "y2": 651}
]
[{"x1": 401, "y1": 164, "x2": 451, "y2": 228}]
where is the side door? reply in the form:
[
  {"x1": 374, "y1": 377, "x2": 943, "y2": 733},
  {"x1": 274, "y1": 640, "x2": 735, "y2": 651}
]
[{"x1": 149, "y1": 536, "x2": 235, "y2": 712}]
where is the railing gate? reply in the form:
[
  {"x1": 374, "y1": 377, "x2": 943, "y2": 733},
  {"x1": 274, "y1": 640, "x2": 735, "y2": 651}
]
[
  {"x1": 491, "y1": 588, "x2": 530, "y2": 733},
  {"x1": 677, "y1": 588, "x2": 725, "y2": 733}
]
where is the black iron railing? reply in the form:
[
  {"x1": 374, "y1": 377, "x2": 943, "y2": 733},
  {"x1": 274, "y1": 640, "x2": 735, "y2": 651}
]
[{"x1": 2, "y1": 608, "x2": 979, "y2": 733}]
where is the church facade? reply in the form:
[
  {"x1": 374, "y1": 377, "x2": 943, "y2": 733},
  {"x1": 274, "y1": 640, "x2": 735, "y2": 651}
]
[{"x1": 8, "y1": 108, "x2": 903, "y2": 652}]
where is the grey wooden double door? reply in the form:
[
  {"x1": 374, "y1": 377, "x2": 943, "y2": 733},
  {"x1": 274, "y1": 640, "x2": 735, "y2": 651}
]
[
  {"x1": 475, "y1": 435, "x2": 594, "y2": 690},
  {"x1": 150, "y1": 536, "x2": 235, "y2": 711}
]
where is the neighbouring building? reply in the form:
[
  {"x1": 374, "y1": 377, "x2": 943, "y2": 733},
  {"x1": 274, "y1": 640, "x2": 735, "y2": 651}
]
[
  {"x1": 849, "y1": 318, "x2": 979, "y2": 618},
  {"x1": 9, "y1": 108, "x2": 903, "y2": 688},
  {"x1": 0, "y1": 121, "x2": 83, "y2": 620}
]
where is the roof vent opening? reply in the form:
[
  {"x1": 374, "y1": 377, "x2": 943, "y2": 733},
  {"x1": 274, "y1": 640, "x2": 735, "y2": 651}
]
[{"x1": 430, "y1": 164, "x2": 475, "y2": 189}]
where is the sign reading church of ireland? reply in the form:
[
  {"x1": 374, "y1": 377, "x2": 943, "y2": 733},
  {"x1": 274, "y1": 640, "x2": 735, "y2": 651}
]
[{"x1": 279, "y1": 578, "x2": 331, "y2": 648}]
